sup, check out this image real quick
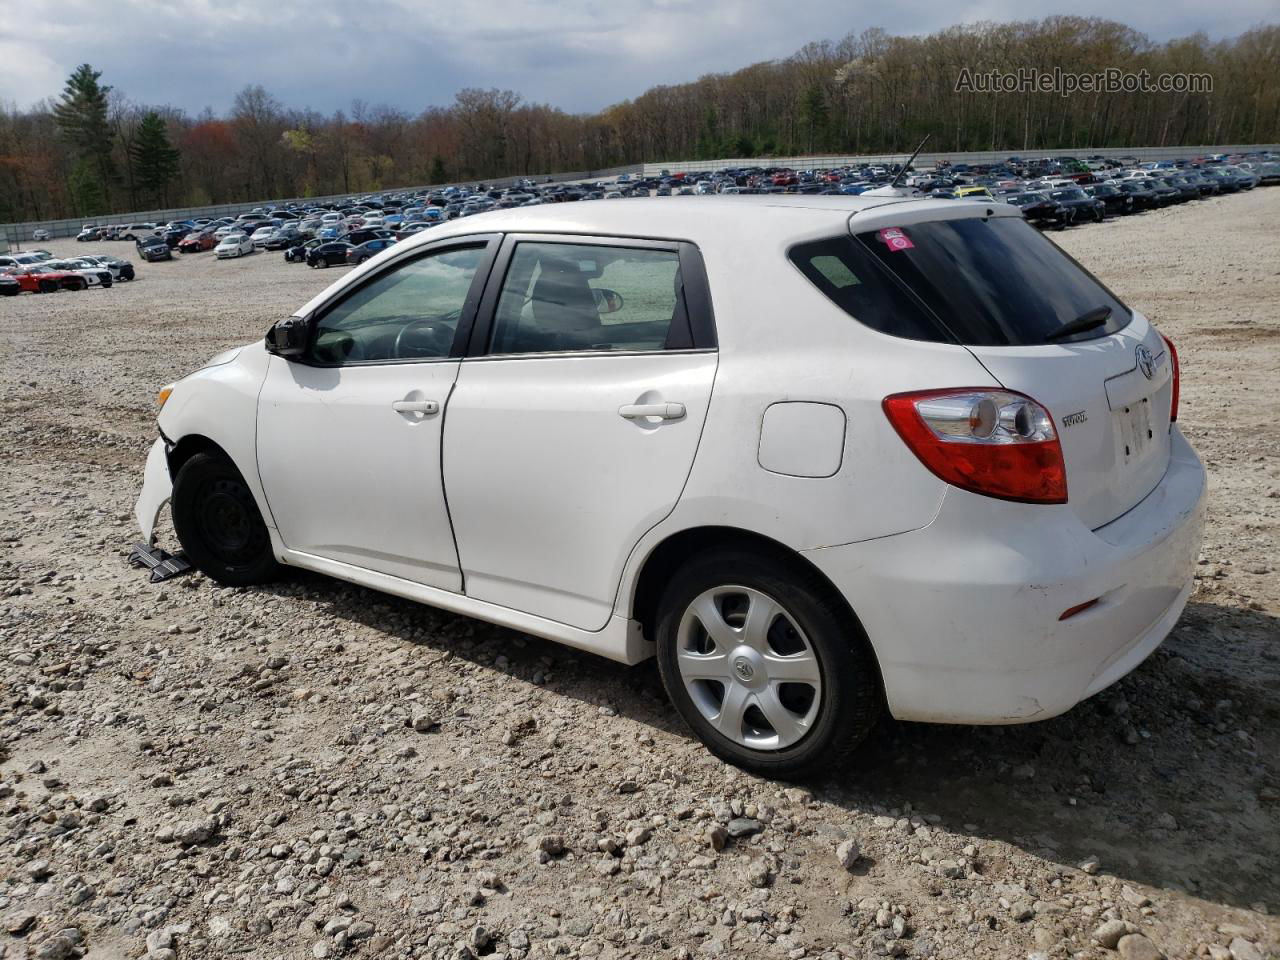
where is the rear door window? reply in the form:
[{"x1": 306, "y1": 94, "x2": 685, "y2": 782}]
[{"x1": 489, "y1": 242, "x2": 691, "y2": 355}]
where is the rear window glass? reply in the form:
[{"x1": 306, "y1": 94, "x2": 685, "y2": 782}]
[
  {"x1": 788, "y1": 236, "x2": 945, "y2": 342},
  {"x1": 789, "y1": 216, "x2": 1131, "y2": 346}
]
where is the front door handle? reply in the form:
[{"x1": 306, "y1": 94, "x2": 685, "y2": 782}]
[
  {"x1": 618, "y1": 402, "x2": 685, "y2": 421},
  {"x1": 392, "y1": 399, "x2": 439, "y2": 415}
]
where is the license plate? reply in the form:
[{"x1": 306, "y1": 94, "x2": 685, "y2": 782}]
[{"x1": 1117, "y1": 397, "x2": 1154, "y2": 465}]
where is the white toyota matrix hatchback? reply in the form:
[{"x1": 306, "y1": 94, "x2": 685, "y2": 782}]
[{"x1": 136, "y1": 196, "x2": 1206, "y2": 778}]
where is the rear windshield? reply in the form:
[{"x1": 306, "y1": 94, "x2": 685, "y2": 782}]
[{"x1": 788, "y1": 216, "x2": 1131, "y2": 346}]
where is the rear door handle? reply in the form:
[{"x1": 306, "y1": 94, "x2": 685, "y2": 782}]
[
  {"x1": 392, "y1": 399, "x2": 439, "y2": 415},
  {"x1": 618, "y1": 402, "x2": 685, "y2": 421}
]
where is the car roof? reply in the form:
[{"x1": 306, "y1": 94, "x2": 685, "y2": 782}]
[
  {"x1": 415, "y1": 195, "x2": 1004, "y2": 249},
  {"x1": 294, "y1": 194, "x2": 1022, "y2": 321}
]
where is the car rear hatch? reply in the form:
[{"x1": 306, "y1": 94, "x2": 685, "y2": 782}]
[
  {"x1": 964, "y1": 319, "x2": 1173, "y2": 528},
  {"x1": 845, "y1": 202, "x2": 1174, "y2": 529}
]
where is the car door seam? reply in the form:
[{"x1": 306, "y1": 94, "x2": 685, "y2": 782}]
[
  {"x1": 253, "y1": 356, "x2": 285, "y2": 535},
  {"x1": 437, "y1": 378, "x2": 467, "y2": 595}
]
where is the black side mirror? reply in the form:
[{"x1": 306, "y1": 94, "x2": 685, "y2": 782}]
[{"x1": 266, "y1": 315, "x2": 309, "y2": 358}]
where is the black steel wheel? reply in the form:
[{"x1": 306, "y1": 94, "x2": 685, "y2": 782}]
[{"x1": 171, "y1": 450, "x2": 279, "y2": 586}]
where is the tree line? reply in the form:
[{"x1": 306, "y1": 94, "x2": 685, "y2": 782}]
[{"x1": 1, "y1": 16, "x2": 1276, "y2": 223}]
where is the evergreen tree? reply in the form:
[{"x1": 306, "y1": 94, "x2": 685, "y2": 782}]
[
  {"x1": 68, "y1": 158, "x2": 108, "y2": 216},
  {"x1": 53, "y1": 64, "x2": 116, "y2": 207},
  {"x1": 429, "y1": 155, "x2": 448, "y2": 184},
  {"x1": 131, "y1": 111, "x2": 182, "y2": 204}
]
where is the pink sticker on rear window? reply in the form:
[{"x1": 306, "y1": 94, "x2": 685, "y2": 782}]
[{"x1": 878, "y1": 227, "x2": 914, "y2": 251}]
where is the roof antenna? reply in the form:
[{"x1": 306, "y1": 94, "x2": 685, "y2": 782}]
[{"x1": 865, "y1": 135, "x2": 930, "y2": 198}]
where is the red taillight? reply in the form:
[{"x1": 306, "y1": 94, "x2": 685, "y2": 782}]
[
  {"x1": 1161, "y1": 334, "x2": 1179, "y2": 422},
  {"x1": 883, "y1": 388, "x2": 1068, "y2": 504}
]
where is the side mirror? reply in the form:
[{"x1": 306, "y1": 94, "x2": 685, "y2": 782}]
[
  {"x1": 265, "y1": 315, "x2": 309, "y2": 358},
  {"x1": 593, "y1": 287, "x2": 625, "y2": 315}
]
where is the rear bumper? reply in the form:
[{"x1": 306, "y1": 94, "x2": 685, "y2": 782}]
[{"x1": 804, "y1": 428, "x2": 1207, "y2": 724}]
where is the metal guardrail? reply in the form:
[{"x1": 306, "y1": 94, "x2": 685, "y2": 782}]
[
  {"x1": 638, "y1": 143, "x2": 1280, "y2": 176},
  {"x1": 1, "y1": 163, "x2": 645, "y2": 246}
]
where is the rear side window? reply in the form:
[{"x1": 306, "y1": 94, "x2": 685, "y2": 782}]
[
  {"x1": 790, "y1": 217, "x2": 1131, "y2": 346},
  {"x1": 788, "y1": 236, "x2": 948, "y2": 342}
]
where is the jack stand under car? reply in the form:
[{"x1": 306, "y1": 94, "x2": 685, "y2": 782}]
[{"x1": 128, "y1": 542, "x2": 192, "y2": 583}]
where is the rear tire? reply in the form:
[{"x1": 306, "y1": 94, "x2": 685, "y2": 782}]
[
  {"x1": 171, "y1": 451, "x2": 280, "y2": 587},
  {"x1": 654, "y1": 547, "x2": 882, "y2": 780}
]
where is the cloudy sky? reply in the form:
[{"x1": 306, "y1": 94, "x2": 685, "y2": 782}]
[{"x1": 1, "y1": 0, "x2": 1273, "y2": 117}]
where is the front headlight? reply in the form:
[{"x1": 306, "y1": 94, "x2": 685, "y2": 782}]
[{"x1": 157, "y1": 383, "x2": 176, "y2": 410}]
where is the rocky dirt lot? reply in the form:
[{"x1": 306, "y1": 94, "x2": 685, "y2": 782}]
[{"x1": 1, "y1": 192, "x2": 1277, "y2": 960}]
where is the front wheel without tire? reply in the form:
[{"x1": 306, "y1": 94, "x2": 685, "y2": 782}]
[
  {"x1": 171, "y1": 451, "x2": 279, "y2": 586},
  {"x1": 654, "y1": 548, "x2": 882, "y2": 780}
]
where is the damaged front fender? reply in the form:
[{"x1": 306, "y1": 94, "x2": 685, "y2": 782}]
[{"x1": 135, "y1": 438, "x2": 173, "y2": 544}]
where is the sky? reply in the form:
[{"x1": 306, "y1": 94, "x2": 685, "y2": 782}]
[{"x1": 1, "y1": 0, "x2": 1274, "y2": 117}]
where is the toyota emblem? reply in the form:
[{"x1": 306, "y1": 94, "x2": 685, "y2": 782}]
[
  {"x1": 733, "y1": 658, "x2": 755, "y2": 681},
  {"x1": 1135, "y1": 344, "x2": 1156, "y2": 380}
]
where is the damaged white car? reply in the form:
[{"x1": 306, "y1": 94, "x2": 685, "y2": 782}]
[{"x1": 135, "y1": 197, "x2": 1206, "y2": 778}]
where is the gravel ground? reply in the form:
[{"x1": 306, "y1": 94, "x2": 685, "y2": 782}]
[{"x1": 1, "y1": 192, "x2": 1278, "y2": 960}]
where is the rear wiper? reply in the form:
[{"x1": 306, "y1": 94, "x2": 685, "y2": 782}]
[{"x1": 1046, "y1": 305, "x2": 1112, "y2": 341}]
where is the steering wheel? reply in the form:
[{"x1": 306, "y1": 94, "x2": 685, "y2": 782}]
[{"x1": 393, "y1": 317, "x2": 455, "y2": 358}]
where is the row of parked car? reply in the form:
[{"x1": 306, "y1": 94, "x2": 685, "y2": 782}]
[
  {"x1": 919, "y1": 155, "x2": 1276, "y2": 228},
  {"x1": 286, "y1": 153, "x2": 1278, "y2": 270},
  {"x1": 649, "y1": 152, "x2": 1277, "y2": 220},
  {"x1": 0, "y1": 248, "x2": 136, "y2": 296},
  {"x1": 38, "y1": 151, "x2": 1276, "y2": 284}
]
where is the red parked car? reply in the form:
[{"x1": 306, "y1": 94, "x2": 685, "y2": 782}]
[
  {"x1": 771, "y1": 169, "x2": 799, "y2": 187},
  {"x1": 7, "y1": 264, "x2": 89, "y2": 293},
  {"x1": 178, "y1": 229, "x2": 218, "y2": 253}
]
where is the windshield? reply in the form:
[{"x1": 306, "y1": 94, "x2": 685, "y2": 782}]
[
  {"x1": 789, "y1": 216, "x2": 1131, "y2": 346},
  {"x1": 1049, "y1": 188, "x2": 1087, "y2": 201}
]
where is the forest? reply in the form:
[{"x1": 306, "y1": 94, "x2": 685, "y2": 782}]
[{"x1": 1, "y1": 16, "x2": 1277, "y2": 222}]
